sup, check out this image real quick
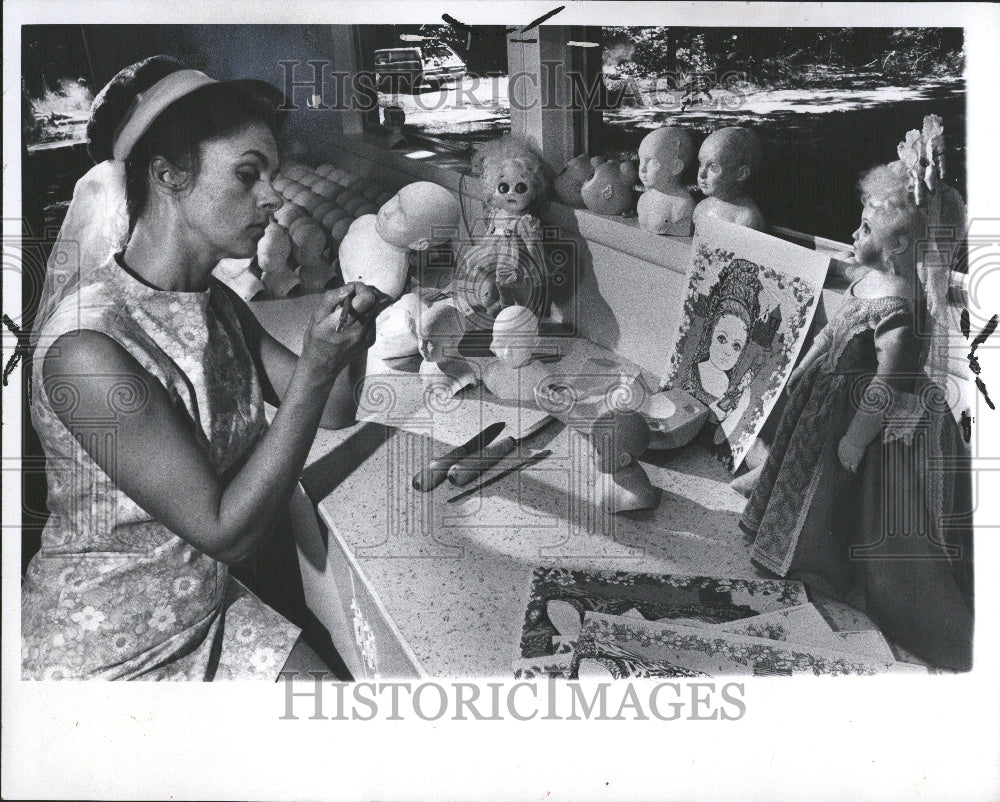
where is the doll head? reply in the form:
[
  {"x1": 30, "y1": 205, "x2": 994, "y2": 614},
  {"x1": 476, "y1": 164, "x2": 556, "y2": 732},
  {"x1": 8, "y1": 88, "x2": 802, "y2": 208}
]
[
  {"x1": 697, "y1": 127, "x2": 763, "y2": 201},
  {"x1": 375, "y1": 181, "x2": 461, "y2": 250},
  {"x1": 414, "y1": 300, "x2": 465, "y2": 362},
  {"x1": 700, "y1": 259, "x2": 761, "y2": 373},
  {"x1": 638, "y1": 127, "x2": 695, "y2": 192},
  {"x1": 490, "y1": 305, "x2": 540, "y2": 368},
  {"x1": 853, "y1": 162, "x2": 928, "y2": 276},
  {"x1": 476, "y1": 135, "x2": 550, "y2": 215},
  {"x1": 589, "y1": 411, "x2": 651, "y2": 473}
]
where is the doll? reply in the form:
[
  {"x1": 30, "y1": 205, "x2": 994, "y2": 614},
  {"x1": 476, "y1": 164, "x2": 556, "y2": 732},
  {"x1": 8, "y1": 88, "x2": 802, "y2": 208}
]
[
  {"x1": 339, "y1": 181, "x2": 461, "y2": 299},
  {"x1": 740, "y1": 120, "x2": 972, "y2": 670},
  {"x1": 692, "y1": 127, "x2": 766, "y2": 232},
  {"x1": 455, "y1": 136, "x2": 551, "y2": 324},
  {"x1": 636, "y1": 127, "x2": 696, "y2": 236},
  {"x1": 683, "y1": 258, "x2": 763, "y2": 425}
]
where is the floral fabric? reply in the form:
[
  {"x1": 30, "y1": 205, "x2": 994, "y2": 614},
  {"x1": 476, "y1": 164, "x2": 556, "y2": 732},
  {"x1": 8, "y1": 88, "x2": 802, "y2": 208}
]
[{"x1": 23, "y1": 254, "x2": 299, "y2": 680}]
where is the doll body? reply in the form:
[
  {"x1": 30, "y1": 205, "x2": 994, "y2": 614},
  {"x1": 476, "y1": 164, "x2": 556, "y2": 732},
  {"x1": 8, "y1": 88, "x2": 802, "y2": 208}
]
[
  {"x1": 637, "y1": 127, "x2": 696, "y2": 236},
  {"x1": 692, "y1": 127, "x2": 766, "y2": 232},
  {"x1": 456, "y1": 137, "x2": 551, "y2": 323},
  {"x1": 741, "y1": 157, "x2": 972, "y2": 671}
]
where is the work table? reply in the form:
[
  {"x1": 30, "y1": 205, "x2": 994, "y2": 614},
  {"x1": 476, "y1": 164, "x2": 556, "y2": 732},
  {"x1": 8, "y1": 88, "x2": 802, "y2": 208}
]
[{"x1": 254, "y1": 295, "x2": 765, "y2": 678}]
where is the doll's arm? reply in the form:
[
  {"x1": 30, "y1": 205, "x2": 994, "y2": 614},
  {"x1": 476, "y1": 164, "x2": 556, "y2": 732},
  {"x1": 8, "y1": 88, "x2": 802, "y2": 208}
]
[{"x1": 838, "y1": 312, "x2": 920, "y2": 470}]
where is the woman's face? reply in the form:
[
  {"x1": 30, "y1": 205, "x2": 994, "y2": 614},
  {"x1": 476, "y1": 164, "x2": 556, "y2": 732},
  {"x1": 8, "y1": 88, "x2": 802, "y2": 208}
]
[
  {"x1": 175, "y1": 120, "x2": 283, "y2": 260},
  {"x1": 708, "y1": 313, "x2": 747, "y2": 372}
]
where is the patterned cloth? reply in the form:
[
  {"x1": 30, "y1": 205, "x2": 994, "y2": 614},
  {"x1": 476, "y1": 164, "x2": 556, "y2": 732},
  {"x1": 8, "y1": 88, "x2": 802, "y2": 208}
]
[
  {"x1": 741, "y1": 285, "x2": 973, "y2": 670},
  {"x1": 456, "y1": 210, "x2": 548, "y2": 321},
  {"x1": 22, "y1": 254, "x2": 300, "y2": 680}
]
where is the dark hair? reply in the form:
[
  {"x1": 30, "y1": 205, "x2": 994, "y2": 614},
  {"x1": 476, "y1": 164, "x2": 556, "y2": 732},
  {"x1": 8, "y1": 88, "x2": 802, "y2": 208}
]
[
  {"x1": 87, "y1": 56, "x2": 188, "y2": 163},
  {"x1": 88, "y1": 57, "x2": 286, "y2": 227}
]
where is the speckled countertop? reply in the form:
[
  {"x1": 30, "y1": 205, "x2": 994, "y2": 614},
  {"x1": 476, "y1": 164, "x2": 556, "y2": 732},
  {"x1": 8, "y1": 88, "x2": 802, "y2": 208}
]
[{"x1": 253, "y1": 295, "x2": 884, "y2": 678}]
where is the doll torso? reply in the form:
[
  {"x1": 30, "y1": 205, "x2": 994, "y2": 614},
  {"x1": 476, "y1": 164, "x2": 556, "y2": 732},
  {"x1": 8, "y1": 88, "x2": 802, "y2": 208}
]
[
  {"x1": 637, "y1": 188, "x2": 695, "y2": 236},
  {"x1": 693, "y1": 195, "x2": 766, "y2": 232}
]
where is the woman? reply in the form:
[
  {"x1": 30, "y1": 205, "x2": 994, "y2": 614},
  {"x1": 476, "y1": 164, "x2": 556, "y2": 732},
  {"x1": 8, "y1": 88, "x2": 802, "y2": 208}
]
[{"x1": 23, "y1": 57, "x2": 384, "y2": 680}]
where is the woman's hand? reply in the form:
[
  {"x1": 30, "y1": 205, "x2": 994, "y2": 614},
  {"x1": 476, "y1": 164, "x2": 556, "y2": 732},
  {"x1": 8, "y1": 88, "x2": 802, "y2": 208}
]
[
  {"x1": 837, "y1": 436, "x2": 865, "y2": 472},
  {"x1": 299, "y1": 282, "x2": 383, "y2": 383}
]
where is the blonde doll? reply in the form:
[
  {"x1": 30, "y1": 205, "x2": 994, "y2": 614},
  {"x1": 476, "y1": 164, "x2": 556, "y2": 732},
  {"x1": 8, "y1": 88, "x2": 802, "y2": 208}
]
[{"x1": 741, "y1": 138, "x2": 972, "y2": 671}]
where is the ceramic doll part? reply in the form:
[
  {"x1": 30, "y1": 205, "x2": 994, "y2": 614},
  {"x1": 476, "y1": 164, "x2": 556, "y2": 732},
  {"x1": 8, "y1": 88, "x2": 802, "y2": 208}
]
[
  {"x1": 553, "y1": 154, "x2": 595, "y2": 208},
  {"x1": 692, "y1": 127, "x2": 766, "y2": 232},
  {"x1": 637, "y1": 127, "x2": 697, "y2": 236},
  {"x1": 581, "y1": 158, "x2": 639, "y2": 216},
  {"x1": 490, "y1": 305, "x2": 540, "y2": 369},
  {"x1": 370, "y1": 291, "x2": 429, "y2": 360},
  {"x1": 642, "y1": 388, "x2": 710, "y2": 450}
]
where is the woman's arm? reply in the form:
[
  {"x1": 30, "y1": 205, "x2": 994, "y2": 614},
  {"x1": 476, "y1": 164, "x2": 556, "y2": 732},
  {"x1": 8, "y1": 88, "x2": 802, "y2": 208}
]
[
  {"x1": 258, "y1": 331, "x2": 365, "y2": 430},
  {"x1": 43, "y1": 284, "x2": 378, "y2": 565}
]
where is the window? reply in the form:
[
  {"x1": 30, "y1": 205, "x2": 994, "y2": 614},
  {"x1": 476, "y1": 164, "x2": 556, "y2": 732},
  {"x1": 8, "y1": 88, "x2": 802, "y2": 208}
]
[
  {"x1": 357, "y1": 25, "x2": 511, "y2": 150},
  {"x1": 596, "y1": 27, "x2": 966, "y2": 243}
]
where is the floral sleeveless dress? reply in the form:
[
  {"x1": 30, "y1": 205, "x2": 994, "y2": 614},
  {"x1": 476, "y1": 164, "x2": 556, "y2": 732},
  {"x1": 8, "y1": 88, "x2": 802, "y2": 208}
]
[{"x1": 22, "y1": 255, "x2": 300, "y2": 680}]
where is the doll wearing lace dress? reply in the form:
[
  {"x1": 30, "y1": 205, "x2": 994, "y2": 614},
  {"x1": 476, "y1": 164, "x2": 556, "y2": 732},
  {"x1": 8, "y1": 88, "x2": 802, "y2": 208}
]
[{"x1": 740, "y1": 154, "x2": 973, "y2": 671}]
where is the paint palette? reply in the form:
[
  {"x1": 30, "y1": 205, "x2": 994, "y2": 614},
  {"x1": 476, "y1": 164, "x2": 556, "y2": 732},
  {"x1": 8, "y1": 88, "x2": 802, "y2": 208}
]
[{"x1": 641, "y1": 388, "x2": 710, "y2": 450}]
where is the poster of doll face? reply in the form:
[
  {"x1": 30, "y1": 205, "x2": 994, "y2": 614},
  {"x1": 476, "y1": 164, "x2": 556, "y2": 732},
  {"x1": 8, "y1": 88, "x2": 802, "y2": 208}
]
[{"x1": 661, "y1": 217, "x2": 831, "y2": 470}]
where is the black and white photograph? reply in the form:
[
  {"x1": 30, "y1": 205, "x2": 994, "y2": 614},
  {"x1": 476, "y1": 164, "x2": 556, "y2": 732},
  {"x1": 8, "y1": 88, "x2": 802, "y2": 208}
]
[{"x1": 3, "y1": 1, "x2": 999, "y2": 800}]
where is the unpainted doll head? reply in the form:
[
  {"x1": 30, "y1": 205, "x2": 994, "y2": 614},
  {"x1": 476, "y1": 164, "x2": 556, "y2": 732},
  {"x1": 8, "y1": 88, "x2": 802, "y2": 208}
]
[
  {"x1": 697, "y1": 127, "x2": 763, "y2": 202},
  {"x1": 638, "y1": 127, "x2": 695, "y2": 192},
  {"x1": 414, "y1": 300, "x2": 466, "y2": 363},
  {"x1": 490, "y1": 305, "x2": 540, "y2": 368},
  {"x1": 375, "y1": 181, "x2": 461, "y2": 250},
  {"x1": 588, "y1": 410, "x2": 652, "y2": 473}
]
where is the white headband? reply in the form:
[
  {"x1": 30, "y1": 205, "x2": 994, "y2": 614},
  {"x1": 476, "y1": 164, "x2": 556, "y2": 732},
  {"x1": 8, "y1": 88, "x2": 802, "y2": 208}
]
[{"x1": 111, "y1": 69, "x2": 218, "y2": 161}]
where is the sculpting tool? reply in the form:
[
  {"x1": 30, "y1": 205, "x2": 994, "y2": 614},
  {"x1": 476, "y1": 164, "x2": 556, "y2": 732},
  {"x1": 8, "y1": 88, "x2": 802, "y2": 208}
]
[
  {"x1": 335, "y1": 287, "x2": 355, "y2": 332},
  {"x1": 446, "y1": 449, "x2": 553, "y2": 504},
  {"x1": 412, "y1": 421, "x2": 506, "y2": 492},
  {"x1": 447, "y1": 415, "x2": 557, "y2": 486}
]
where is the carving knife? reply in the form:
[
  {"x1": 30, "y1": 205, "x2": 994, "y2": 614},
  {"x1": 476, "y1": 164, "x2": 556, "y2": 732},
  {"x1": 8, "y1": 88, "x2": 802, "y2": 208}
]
[
  {"x1": 412, "y1": 421, "x2": 506, "y2": 492},
  {"x1": 447, "y1": 415, "x2": 557, "y2": 486},
  {"x1": 446, "y1": 449, "x2": 553, "y2": 504}
]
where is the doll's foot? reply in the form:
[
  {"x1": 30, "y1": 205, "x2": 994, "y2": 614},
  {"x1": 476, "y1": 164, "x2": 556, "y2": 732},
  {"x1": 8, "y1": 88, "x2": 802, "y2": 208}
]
[
  {"x1": 744, "y1": 438, "x2": 770, "y2": 470},
  {"x1": 730, "y1": 463, "x2": 764, "y2": 498}
]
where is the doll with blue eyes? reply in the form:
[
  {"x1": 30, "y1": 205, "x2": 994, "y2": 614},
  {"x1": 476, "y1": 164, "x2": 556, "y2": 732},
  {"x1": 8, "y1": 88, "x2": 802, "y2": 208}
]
[{"x1": 455, "y1": 136, "x2": 551, "y2": 324}]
